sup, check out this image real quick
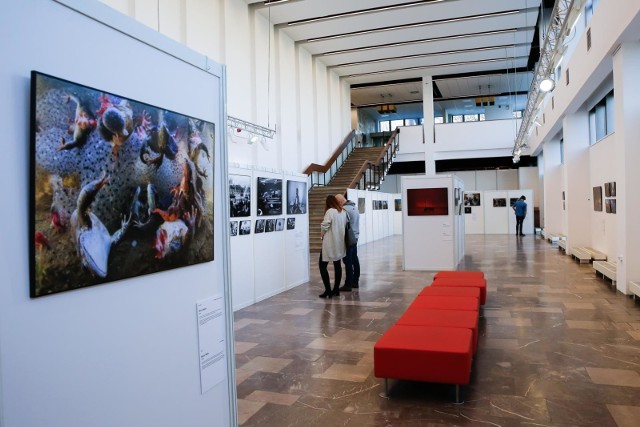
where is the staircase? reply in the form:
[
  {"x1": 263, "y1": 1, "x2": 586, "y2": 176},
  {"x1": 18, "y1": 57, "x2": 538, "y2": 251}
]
[{"x1": 308, "y1": 147, "x2": 382, "y2": 252}]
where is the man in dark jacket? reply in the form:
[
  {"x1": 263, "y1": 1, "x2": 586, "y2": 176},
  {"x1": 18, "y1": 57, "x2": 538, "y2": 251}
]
[
  {"x1": 512, "y1": 195, "x2": 527, "y2": 236},
  {"x1": 336, "y1": 194, "x2": 360, "y2": 291}
]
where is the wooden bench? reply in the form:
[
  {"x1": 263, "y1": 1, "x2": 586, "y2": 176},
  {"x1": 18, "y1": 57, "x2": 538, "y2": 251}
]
[
  {"x1": 630, "y1": 281, "x2": 640, "y2": 300},
  {"x1": 593, "y1": 261, "x2": 617, "y2": 288},
  {"x1": 571, "y1": 247, "x2": 592, "y2": 264},
  {"x1": 584, "y1": 247, "x2": 607, "y2": 261},
  {"x1": 545, "y1": 232, "x2": 566, "y2": 244},
  {"x1": 558, "y1": 240, "x2": 567, "y2": 252}
]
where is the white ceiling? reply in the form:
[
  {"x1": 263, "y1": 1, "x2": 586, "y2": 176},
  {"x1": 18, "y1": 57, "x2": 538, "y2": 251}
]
[{"x1": 247, "y1": 0, "x2": 542, "y2": 114}]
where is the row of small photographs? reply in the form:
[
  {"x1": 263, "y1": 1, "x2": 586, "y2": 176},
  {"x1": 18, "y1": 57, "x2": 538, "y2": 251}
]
[
  {"x1": 372, "y1": 200, "x2": 389, "y2": 210},
  {"x1": 230, "y1": 218, "x2": 296, "y2": 236},
  {"x1": 229, "y1": 175, "x2": 307, "y2": 218}
]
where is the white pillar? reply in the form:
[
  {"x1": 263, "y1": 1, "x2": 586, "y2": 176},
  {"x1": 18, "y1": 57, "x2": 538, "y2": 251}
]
[
  {"x1": 422, "y1": 75, "x2": 436, "y2": 176},
  {"x1": 613, "y1": 42, "x2": 640, "y2": 294},
  {"x1": 542, "y1": 137, "x2": 562, "y2": 234},
  {"x1": 563, "y1": 111, "x2": 592, "y2": 250}
]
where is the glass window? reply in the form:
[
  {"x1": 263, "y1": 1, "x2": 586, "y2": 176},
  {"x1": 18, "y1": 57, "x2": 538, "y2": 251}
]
[
  {"x1": 404, "y1": 118, "x2": 418, "y2": 126},
  {"x1": 560, "y1": 139, "x2": 564, "y2": 164},
  {"x1": 434, "y1": 117, "x2": 444, "y2": 124},
  {"x1": 464, "y1": 114, "x2": 478, "y2": 122},
  {"x1": 479, "y1": 114, "x2": 486, "y2": 121},
  {"x1": 452, "y1": 115, "x2": 463, "y2": 123},
  {"x1": 513, "y1": 110, "x2": 523, "y2": 118},
  {"x1": 589, "y1": 89, "x2": 614, "y2": 144},
  {"x1": 379, "y1": 121, "x2": 390, "y2": 132},
  {"x1": 390, "y1": 120, "x2": 404, "y2": 130},
  {"x1": 605, "y1": 91, "x2": 615, "y2": 134}
]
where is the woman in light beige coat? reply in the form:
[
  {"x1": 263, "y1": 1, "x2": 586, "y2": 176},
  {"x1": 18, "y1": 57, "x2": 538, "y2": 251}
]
[{"x1": 319, "y1": 195, "x2": 347, "y2": 298}]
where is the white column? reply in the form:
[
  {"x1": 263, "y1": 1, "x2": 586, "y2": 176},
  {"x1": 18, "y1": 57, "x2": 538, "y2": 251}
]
[
  {"x1": 422, "y1": 75, "x2": 436, "y2": 176},
  {"x1": 563, "y1": 111, "x2": 592, "y2": 249},
  {"x1": 542, "y1": 137, "x2": 562, "y2": 234},
  {"x1": 613, "y1": 42, "x2": 640, "y2": 294}
]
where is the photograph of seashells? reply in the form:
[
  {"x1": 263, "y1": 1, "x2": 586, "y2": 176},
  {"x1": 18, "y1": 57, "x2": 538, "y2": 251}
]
[{"x1": 30, "y1": 71, "x2": 215, "y2": 297}]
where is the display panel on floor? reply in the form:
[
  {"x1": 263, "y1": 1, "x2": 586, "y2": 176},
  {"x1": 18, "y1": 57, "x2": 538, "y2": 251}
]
[{"x1": 30, "y1": 72, "x2": 215, "y2": 298}]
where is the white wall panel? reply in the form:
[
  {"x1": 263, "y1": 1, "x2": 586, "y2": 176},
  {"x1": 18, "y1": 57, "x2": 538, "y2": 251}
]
[
  {"x1": 476, "y1": 170, "x2": 497, "y2": 190},
  {"x1": 483, "y1": 191, "x2": 509, "y2": 234},
  {"x1": 497, "y1": 169, "x2": 518, "y2": 190}
]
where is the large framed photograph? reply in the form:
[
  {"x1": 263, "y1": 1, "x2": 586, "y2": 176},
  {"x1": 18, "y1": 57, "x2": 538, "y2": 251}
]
[
  {"x1": 257, "y1": 177, "x2": 282, "y2": 216},
  {"x1": 30, "y1": 72, "x2": 214, "y2": 298},
  {"x1": 464, "y1": 192, "x2": 480, "y2": 206},
  {"x1": 406, "y1": 188, "x2": 448, "y2": 216},
  {"x1": 593, "y1": 186, "x2": 603, "y2": 211},
  {"x1": 286, "y1": 180, "x2": 307, "y2": 214},
  {"x1": 229, "y1": 174, "x2": 251, "y2": 217}
]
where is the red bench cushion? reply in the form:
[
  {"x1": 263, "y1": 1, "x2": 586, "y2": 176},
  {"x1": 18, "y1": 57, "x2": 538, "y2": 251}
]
[
  {"x1": 418, "y1": 285, "x2": 481, "y2": 301},
  {"x1": 374, "y1": 325, "x2": 473, "y2": 385},
  {"x1": 432, "y1": 276, "x2": 487, "y2": 305},
  {"x1": 397, "y1": 308, "x2": 479, "y2": 351},
  {"x1": 409, "y1": 295, "x2": 480, "y2": 312}
]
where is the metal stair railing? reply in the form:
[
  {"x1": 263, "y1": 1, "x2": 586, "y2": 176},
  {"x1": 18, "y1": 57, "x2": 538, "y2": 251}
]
[{"x1": 303, "y1": 130, "x2": 357, "y2": 188}]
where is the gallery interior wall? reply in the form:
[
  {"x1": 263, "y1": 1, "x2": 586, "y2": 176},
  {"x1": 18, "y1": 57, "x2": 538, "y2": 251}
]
[{"x1": 0, "y1": 1, "x2": 235, "y2": 426}]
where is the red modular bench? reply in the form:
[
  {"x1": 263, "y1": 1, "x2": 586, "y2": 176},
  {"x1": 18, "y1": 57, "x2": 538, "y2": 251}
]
[
  {"x1": 409, "y1": 295, "x2": 479, "y2": 312},
  {"x1": 374, "y1": 325, "x2": 473, "y2": 404},
  {"x1": 418, "y1": 285, "x2": 481, "y2": 302},
  {"x1": 397, "y1": 308, "x2": 479, "y2": 352},
  {"x1": 432, "y1": 275, "x2": 487, "y2": 305}
]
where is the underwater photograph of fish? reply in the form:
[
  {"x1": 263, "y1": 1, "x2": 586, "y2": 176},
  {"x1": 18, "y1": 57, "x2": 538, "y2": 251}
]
[{"x1": 30, "y1": 71, "x2": 215, "y2": 297}]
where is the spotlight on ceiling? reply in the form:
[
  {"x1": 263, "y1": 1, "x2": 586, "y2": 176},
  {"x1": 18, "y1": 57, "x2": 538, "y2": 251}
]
[
  {"x1": 248, "y1": 135, "x2": 259, "y2": 145},
  {"x1": 539, "y1": 77, "x2": 556, "y2": 93}
]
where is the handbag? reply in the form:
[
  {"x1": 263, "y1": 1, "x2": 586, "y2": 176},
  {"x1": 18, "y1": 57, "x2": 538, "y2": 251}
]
[{"x1": 345, "y1": 212, "x2": 357, "y2": 247}]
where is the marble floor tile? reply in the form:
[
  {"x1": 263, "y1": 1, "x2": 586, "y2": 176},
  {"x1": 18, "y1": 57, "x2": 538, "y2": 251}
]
[
  {"x1": 244, "y1": 390, "x2": 300, "y2": 406},
  {"x1": 234, "y1": 235, "x2": 640, "y2": 426},
  {"x1": 606, "y1": 404, "x2": 640, "y2": 427},
  {"x1": 586, "y1": 368, "x2": 640, "y2": 387}
]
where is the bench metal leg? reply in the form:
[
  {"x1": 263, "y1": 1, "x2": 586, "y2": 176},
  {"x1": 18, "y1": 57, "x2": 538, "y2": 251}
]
[
  {"x1": 453, "y1": 384, "x2": 464, "y2": 404},
  {"x1": 379, "y1": 378, "x2": 390, "y2": 399}
]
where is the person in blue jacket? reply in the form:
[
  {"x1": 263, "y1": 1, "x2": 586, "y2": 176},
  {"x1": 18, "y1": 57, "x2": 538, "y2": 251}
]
[{"x1": 512, "y1": 195, "x2": 527, "y2": 236}]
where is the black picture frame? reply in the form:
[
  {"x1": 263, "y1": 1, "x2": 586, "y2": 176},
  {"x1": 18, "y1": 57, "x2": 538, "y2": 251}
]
[
  {"x1": 493, "y1": 198, "x2": 507, "y2": 207},
  {"x1": 229, "y1": 174, "x2": 251, "y2": 217},
  {"x1": 255, "y1": 219, "x2": 265, "y2": 233},
  {"x1": 464, "y1": 207, "x2": 472, "y2": 214},
  {"x1": 593, "y1": 186, "x2": 603, "y2": 211},
  {"x1": 230, "y1": 221, "x2": 238, "y2": 236},
  {"x1": 464, "y1": 192, "x2": 481, "y2": 206},
  {"x1": 394, "y1": 198, "x2": 402, "y2": 211},
  {"x1": 406, "y1": 188, "x2": 449, "y2": 216},
  {"x1": 257, "y1": 177, "x2": 282, "y2": 216},
  {"x1": 286, "y1": 180, "x2": 307, "y2": 214},
  {"x1": 30, "y1": 71, "x2": 215, "y2": 298},
  {"x1": 286, "y1": 218, "x2": 295, "y2": 230},
  {"x1": 358, "y1": 198, "x2": 366, "y2": 214},
  {"x1": 239, "y1": 220, "x2": 251, "y2": 235}
]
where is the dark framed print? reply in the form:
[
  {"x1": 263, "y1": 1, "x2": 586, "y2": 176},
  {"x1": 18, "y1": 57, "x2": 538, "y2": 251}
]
[
  {"x1": 257, "y1": 177, "x2": 282, "y2": 216},
  {"x1": 407, "y1": 188, "x2": 448, "y2": 216},
  {"x1": 286, "y1": 218, "x2": 295, "y2": 230},
  {"x1": 239, "y1": 220, "x2": 251, "y2": 235},
  {"x1": 605, "y1": 183, "x2": 611, "y2": 197},
  {"x1": 265, "y1": 219, "x2": 276, "y2": 232},
  {"x1": 464, "y1": 192, "x2": 481, "y2": 206},
  {"x1": 610, "y1": 182, "x2": 616, "y2": 197},
  {"x1": 358, "y1": 198, "x2": 365, "y2": 214},
  {"x1": 230, "y1": 221, "x2": 238, "y2": 236},
  {"x1": 229, "y1": 174, "x2": 251, "y2": 217},
  {"x1": 255, "y1": 219, "x2": 265, "y2": 233},
  {"x1": 593, "y1": 186, "x2": 603, "y2": 211},
  {"x1": 275, "y1": 218, "x2": 284, "y2": 231},
  {"x1": 465, "y1": 207, "x2": 472, "y2": 214},
  {"x1": 394, "y1": 198, "x2": 402, "y2": 211},
  {"x1": 30, "y1": 71, "x2": 214, "y2": 298},
  {"x1": 510, "y1": 198, "x2": 519, "y2": 207},
  {"x1": 286, "y1": 180, "x2": 307, "y2": 214},
  {"x1": 493, "y1": 198, "x2": 507, "y2": 207}
]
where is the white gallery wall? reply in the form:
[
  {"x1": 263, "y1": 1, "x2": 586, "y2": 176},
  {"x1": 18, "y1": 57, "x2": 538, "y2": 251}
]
[
  {"x1": 0, "y1": 1, "x2": 234, "y2": 426},
  {"x1": 100, "y1": 0, "x2": 352, "y2": 174},
  {"x1": 229, "y1": 166, "x2": 309, "y2": 311}
]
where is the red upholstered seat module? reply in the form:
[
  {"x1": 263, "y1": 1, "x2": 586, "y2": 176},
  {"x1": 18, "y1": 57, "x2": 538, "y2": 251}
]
[
  {"x1": 418, "y1": 285, "x2": 481, "y2": 302},
  {"x1": 432, "y1": 276, "x2": 487, "y2": 305},
  {"x1": 409, "y1": 295, "x2": 480, "y2": 312},
  {"x1": 397, "y1": 309, "x2": 479, "y2": 351},
  {"x1": 374, "y1": 325, "x2": 473, "y2": 385}
]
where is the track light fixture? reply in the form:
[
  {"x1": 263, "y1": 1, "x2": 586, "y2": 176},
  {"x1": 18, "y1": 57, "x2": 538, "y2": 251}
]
[{"x1": 539, "y1": 77, "x2": 556, "y2": 92}]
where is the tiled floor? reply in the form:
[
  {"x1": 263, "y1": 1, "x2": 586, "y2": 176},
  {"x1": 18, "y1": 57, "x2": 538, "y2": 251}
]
[{"x1": 233, "y1": 235, "x2": 640, "y2": 426}]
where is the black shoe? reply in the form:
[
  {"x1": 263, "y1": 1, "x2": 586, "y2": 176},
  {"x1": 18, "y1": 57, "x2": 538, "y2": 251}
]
[
  {"x1": 339, "y1": 285, "x2": 352, "y2": 292},
  {"x1": 352, "y1": 283, "x2": 359, "y2": 288},
  {"x1": 331, "y1": 289, "x2": 340, "y2": 297},
  {"x1": 520, "y1": 233, "x2": 525, "y2": 236},
  {"x1": 319, "y1": 292, "x2": 331, "y2": 298}
]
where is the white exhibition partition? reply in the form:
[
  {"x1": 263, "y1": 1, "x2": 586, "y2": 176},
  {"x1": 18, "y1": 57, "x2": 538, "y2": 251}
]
[
  {"x1": 463, "y1": 191, "x2": 485, "y2": 234},
  {"x1": 507, "y1": 190, "x2": 534, "y2": 236},
  {"x1": 230, "y1": 166, "x2": 310, "y2": 311},
  {"x1": 484, "y1": 191, "x2": 510, "y2": 234},
  {"x1": 393, "y1": 193, "x2": 403, "y2": 234},
  {"x1": 402, "y1": 175, "x2": 465, "y2": 271},
  {"x1": 347, "y1": 189, "x2": 397, "y2": 246},
  {"x1": 0, "y1": 1, "x2": 235, "y2": 426}
]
